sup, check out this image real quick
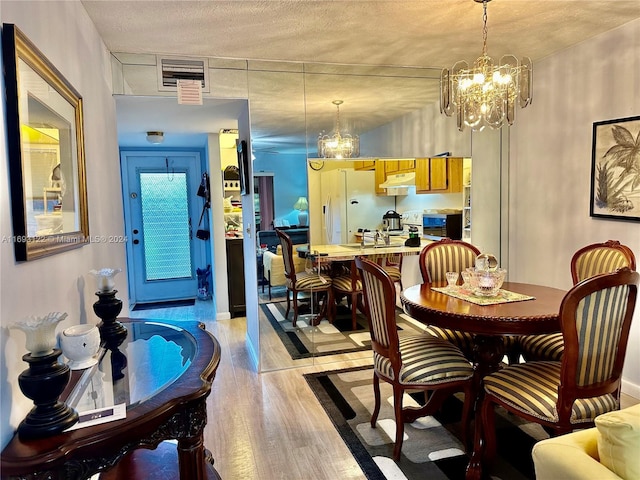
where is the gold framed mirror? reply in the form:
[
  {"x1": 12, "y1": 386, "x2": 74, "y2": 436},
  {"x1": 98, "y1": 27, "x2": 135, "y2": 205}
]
[{"x1": 2, "y1": 24, "x2": 89, "y2": 261}]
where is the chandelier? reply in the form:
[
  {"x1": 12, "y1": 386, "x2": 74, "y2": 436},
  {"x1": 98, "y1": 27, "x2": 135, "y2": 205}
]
[
  {"x1": 317, "y1": 100, "x2": 360, "y2": 159},
  {"x1": 440, "y1": 0, "x2": 533, "y2": 131}
]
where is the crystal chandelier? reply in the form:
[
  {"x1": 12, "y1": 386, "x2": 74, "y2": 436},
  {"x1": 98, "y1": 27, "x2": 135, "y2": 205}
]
[
  {"x1": 317, "y1": 100, "x2": 360, "y2": 159},
  {"x1": 440, "y1": 0, "x2": 533, "y2": 131}
]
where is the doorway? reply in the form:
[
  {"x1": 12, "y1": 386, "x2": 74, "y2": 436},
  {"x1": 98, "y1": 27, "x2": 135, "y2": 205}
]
[
  {"x1": 120, "y1": 151, "x2": 207, "y2": 305},
  {"x1": 254, "y1": 173, "x2": 274, "y2": 232}
]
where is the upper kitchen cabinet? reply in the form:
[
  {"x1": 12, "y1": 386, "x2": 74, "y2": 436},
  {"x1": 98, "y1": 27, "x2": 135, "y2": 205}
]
[
  {"x1": 371, "y1": 158, "x2": 417, "y2": 194},
  {"x1": 415, "y1": 157, "x2": 463, "y2": 194},
  {"x1": 385, "y1": 159, "x2": 415, "y2": 174},
  {"x1": 353, "y1": 159, "x2": 376, "y2": 170}
]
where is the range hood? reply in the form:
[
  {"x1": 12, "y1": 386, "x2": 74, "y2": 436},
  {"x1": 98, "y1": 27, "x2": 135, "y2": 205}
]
[{"x1": 379, "y1": 172, "x2": 416, "y2": 194}]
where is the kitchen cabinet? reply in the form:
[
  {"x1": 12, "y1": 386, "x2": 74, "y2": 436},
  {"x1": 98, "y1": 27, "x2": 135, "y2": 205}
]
[
  {"x1": 415, "y1": 157, "x2": 463, "y2": 194},
  {"x1": 374, "y1": 161, "x2": 387, "y2": 194},
  {"x1": 373, "y1": 159, "x2": 417, "y2": 195},
  {"x1": 385, "y1": 159, "x2": 415, "y2": 174},
  {"x1": 353, "y1": 160, "x2": 376, "y2": 170},
  {"x1": 226, "y1": 238, "x2": 245, "y2": 317}
]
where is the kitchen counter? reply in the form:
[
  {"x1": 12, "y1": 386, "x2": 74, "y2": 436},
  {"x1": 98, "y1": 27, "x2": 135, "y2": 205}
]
[
  {"x1": 306, "y1": 239, "x2": 433, "y2": 288},
  {"x1": 308, "y1": 241, "x2": 428, "y2": 259}
]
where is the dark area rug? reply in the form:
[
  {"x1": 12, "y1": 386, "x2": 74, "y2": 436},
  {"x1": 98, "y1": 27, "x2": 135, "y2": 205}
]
[
  {"x1": 304, "y1": 366, "x2": 549, "y2": 480},
  {"x1": 261, "y1": 302, "x2": 424, "y2": 360},
  {"x1": 132, "y1": 298, "x2": 195, "y2": 311}
]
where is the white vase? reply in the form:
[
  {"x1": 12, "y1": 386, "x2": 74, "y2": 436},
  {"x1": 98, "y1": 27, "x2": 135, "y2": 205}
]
[{"x1": 11, "y1": 312, "x2": 68, "y2": 357}]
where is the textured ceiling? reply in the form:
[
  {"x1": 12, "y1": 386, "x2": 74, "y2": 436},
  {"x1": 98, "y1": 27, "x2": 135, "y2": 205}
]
[{"x1": 81, "y1": 0, "x2": 640, "y2": 151}]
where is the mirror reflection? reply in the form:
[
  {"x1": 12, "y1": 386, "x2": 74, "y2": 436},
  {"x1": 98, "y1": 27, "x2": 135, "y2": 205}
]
[
  {"x1": 3, "y1": 24, "x2": 89, "y2": 261},
  {"x1": 21, "y1": 105, "x2": 76, "y2": 237},
  {"x1": 21, "y1": 91, "x2": 79, "y2": 237},
  {"x1": 256, "y1": 61, "x2": 504, "y2": 373}
]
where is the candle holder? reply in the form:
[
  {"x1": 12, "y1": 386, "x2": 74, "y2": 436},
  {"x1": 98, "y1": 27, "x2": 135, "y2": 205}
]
[
  {"x1": 89, "y1": 268, "x2": 127, "y2": 347},
  {"x1": 93, "y1": 290, "x2": 127, "y2": 349},
  {"x1": 10, "y1": 312, "x2": 78, "y2": 439}
]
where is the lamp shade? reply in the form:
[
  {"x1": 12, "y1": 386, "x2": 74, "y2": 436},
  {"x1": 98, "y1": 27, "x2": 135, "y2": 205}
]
[
  {"x1": 293, "y1": 197, "x2": 308, "y2": 211},
  {"x1": 294, "y1": 197, "x2": 309, "y2": 226}
]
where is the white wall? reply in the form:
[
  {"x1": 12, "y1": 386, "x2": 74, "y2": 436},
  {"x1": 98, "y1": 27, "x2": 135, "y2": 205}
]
[
  {"x1": 0, "y1": 2, "x2": 127, "y2": 447},
  {"x1": 509, "y1": 18, "x2": 640, "y2": 398}
]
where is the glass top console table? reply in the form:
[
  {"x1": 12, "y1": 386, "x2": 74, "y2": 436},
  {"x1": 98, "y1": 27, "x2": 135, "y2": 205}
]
[{"x1": 1, "y1": 319, "x2": 222, "y2": 480}]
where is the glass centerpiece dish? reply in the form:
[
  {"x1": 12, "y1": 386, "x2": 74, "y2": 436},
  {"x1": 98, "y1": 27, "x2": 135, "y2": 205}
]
[{"x1": 467, "y1": 267, "x2": 507, "y2": 297}]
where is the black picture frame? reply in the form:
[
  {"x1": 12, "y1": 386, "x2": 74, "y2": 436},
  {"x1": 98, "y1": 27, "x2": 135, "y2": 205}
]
[
  {"x1": 236, "y1": 139, "x2": 250, "y2": 195},
  {"x1": 2, "y1": 23, "x2": 90, "y2": 261},
  {"x1": 590, "y1": 115, "x2": 640, "y2": 222}
]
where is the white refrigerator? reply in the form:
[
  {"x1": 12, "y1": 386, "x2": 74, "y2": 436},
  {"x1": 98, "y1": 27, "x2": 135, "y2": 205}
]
[{"x1": 318, "y1": 169, "x2": 395, "y2": 244}]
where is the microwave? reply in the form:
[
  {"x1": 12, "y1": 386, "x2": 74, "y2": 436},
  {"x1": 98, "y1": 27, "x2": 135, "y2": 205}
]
[{"x1": 423, "y1": 213, "x2": 462, "y2": 240}]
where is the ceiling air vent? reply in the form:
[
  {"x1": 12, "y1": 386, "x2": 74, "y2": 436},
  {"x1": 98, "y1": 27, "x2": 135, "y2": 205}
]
[{"x1": 157, "y1": 56, "x2": 209, "y2": 93}]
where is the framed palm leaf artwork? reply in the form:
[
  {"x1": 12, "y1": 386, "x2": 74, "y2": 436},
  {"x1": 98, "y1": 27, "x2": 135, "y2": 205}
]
[{"x1": 590, "y1": 115, "x2": 640, "y2": 222}]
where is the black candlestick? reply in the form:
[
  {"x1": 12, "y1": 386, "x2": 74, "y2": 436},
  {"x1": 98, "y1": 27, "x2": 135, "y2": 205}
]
[
  {"x1": 93, "y1": 290, "x2": 127, "y2": 348},
  {"x1": 17, "y1": 349, "x2": 78, "y2": 439}
]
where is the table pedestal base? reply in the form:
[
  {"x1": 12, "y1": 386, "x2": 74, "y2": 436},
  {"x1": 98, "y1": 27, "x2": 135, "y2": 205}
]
[
  {"x1": 99, "y1": 441, "x2": 221, "y2": 480},
  {"x1": 466, "y1": 335, "x2": 508, "y2": 480}
]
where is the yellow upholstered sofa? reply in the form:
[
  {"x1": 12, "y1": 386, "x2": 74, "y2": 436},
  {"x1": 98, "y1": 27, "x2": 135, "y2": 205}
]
[{"x1": 532, "y1": 403, "x2": 640, "y2": 480}]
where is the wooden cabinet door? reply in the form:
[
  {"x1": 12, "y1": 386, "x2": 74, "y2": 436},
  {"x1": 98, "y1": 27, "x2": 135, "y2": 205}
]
[
  {"x1": 397, "y1": 159, "x2": 415, "y2": 172},
  {"x1": 415, "y1": 158, "x2": 430, "y2": 192},
  {"x1": 354, "y1": 160, "x2": 376, "y2": 170},
  {"x1": 415, "y1": 157, "x2": 463, "y2": 194},
  {"x1": 430, "y1": 157, "x2": 448, "y2": 191},
  {"x1": 447, "y1": 158, "x2": 463, "y2": 193},
  {"x1": 375, "y1": 161, "x2": 387, "y2": 195},
  {"x1": 384, "y1": 160, "x2": 399, "y2": 173}
]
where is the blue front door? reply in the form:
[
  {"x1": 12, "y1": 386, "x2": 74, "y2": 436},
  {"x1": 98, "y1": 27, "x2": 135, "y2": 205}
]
[{"x1": 121, "y1": 151, "x2": 206, "y2": 305}]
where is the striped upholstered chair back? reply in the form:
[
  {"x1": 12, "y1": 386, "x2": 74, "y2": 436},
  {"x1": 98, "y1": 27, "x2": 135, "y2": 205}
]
[
  {"x1": 570, "y1": 240, "x2": 636, "y2": 285},
  {"x1": 478, "y1": 268, "x2": 639, "y2": 468},
  {"x1": 355, "y1": 256, "x2": 401, "y2": 372},
  {"x1": 419, "y1": 238, "x2": 481, "y2": 284},
  {"x1": 559, "y1": 267, "x2": 638, "y2": 408},
  {"x1": 520, "y1": 241, "x2": 636, "y2": 362}
]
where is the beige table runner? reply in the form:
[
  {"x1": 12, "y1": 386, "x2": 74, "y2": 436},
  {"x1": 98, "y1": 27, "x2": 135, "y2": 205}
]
[{"x1": 432, "y1": 286, "x2": 536, "y2": 306}]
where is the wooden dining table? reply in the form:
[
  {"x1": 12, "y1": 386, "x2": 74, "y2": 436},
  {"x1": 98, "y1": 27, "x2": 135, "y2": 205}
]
[{"x1": 400, "y1": 281, "x2": 567, "y2": 480}]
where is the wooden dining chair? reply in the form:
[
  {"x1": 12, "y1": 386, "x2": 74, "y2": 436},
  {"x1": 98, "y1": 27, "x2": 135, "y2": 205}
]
[
  {"x1": 331, "y1": 260, "x2": 364, "y2": 331},
  {"x1": 418, "y1": 238, "x2": 481, "y2": 359},
  {"x1": 355, "y1": 256, "x2": 474, "y2": 460},
  {"x1": 276, "y1": 228, "x2": 333, "y2": 327},
  {"x1": 520, "y1": 240, "x2": 636, "y2": 362},
  {"x1": 476, "y1": 267, "x2": 639, "y2": 475}
]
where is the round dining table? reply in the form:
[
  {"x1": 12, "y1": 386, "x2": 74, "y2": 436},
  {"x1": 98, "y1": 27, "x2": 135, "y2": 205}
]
[{"x1": 400, "y1": 281, "x2": 567, "y2": 480}]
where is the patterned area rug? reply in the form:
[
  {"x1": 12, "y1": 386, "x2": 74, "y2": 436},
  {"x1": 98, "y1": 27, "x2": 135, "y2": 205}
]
[
  {"x1": 305, "y1": 366, "x2": 549, "y2": 480},
  {"x1": 261, "y1": 301, "x2": 425, "y2": 360}
]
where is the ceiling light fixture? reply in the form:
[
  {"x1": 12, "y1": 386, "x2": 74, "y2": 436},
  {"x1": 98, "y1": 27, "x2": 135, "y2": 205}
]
[
  {"x1": 440, "y1": 0, "x2": 533, "y2": 131},
  {"x1": 317, "y1": 100, "x2": 359, "y2": 159},
  {"x1": 146, "y1": 131, "x2": 164, "y2": 144}
]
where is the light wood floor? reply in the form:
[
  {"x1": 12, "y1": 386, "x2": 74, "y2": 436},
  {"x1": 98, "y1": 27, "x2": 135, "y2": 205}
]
[
  {"x1": 201, "y1": 315, "x2": 370, "y2": 480},
  {"x1": 131, "y1": 302, "x2": 639, "y2": 480}
]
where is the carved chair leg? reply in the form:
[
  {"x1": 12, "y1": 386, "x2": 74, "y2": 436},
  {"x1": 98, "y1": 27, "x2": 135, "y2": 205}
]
[
  {"x1": 285, "y1": 287, "x2": 291, "y2": 319},
  {"x1": 371, "y1": 373, "x2": 381, "y2": 427},
  {"x1": 292, "y1": 288, "x2": 299, "y2": 326},
  {"x1": 392, "y1": 385, "x2": 405, "y2": 461}
]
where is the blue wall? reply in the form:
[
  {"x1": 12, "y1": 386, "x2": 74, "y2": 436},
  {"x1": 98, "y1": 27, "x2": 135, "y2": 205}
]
[{"x1": 253, "y1": 152, "x2": 307, "y2": 227}]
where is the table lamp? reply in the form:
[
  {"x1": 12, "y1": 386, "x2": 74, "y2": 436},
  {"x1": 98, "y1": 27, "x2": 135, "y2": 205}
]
[{"x1": 294, "y1": 196, "x2": 308, "y2": 226}]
